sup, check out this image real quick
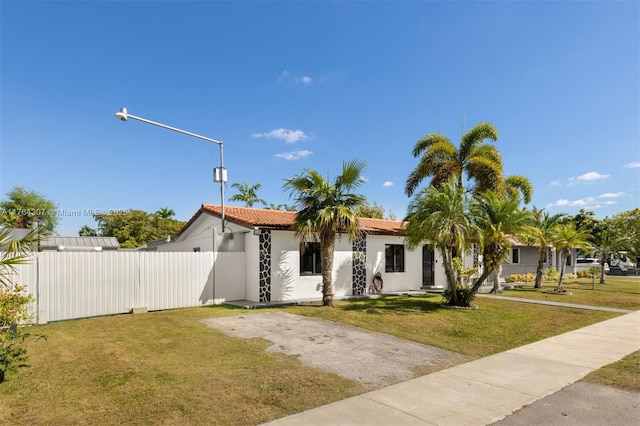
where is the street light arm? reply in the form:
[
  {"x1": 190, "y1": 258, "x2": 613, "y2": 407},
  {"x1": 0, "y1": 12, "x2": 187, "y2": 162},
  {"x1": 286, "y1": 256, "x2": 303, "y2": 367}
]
[
  {"x1": 115, "y1": 108, "x2": 223, "y2": 145},
  {"x1": 114, "y1": 107, "x2": 227, "y2": 233}
]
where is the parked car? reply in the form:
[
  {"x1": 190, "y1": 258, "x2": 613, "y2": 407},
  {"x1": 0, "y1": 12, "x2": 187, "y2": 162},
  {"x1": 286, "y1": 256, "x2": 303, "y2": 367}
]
[
  {"x1": 610, "y1": 254, "x2": 637, "y2": 271},
  {"x1": 576, "y1": 258, "x2": 610, "y2": 273}
]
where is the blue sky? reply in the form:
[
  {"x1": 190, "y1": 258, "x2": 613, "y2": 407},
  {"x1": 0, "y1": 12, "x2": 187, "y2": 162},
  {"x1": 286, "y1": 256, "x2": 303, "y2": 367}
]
[{"x1": 1, "y1": 1, "x2": 638, "y2": 236}]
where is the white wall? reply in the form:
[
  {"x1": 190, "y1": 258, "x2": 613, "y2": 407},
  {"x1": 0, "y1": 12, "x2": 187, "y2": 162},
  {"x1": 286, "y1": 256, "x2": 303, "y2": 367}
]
[
  {"x1": 366, "y1": 235, "x2": 424, "y2": 292},
  {"x1": 244, "y1": 232, "x2": 260, "y2": 302},
  {"x1": 270, "y1": 231, "x2": 354, "y2": 301}
]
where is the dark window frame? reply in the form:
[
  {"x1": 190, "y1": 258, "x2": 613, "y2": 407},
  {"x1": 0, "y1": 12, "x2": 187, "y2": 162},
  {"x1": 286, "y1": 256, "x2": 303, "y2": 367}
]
[
  {"x1": 300, "y1": 242, "x2": 322, "y2": 275},
  {"x1": 385, "y1": 244, "x2": 405, "y2": 273}
]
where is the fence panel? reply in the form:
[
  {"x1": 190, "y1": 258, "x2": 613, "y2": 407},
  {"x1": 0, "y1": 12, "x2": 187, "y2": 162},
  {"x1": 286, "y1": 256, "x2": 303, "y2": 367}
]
[
  {"x1": 214, "y1": 252, "x2": 246, "y2": 302},
  {"x1": 38, "y1": 251, "x2": 137, "y2": 322},
  {"x1": 138, "y1": 252, "x2": 214, "y2": 311}
]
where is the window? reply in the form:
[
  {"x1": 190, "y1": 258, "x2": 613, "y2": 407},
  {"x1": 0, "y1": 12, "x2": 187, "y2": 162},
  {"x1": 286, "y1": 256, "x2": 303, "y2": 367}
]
[
  {"x1": 385, "y1": 244, "x2": 405, "y2": 272},
  {"x1": 511, "y1": 248, "x2": 520, "y2": 264},
  {"x1": 193, "y1": 247, "x2": 201, "y2": 252},
  {"x1": 300, "y1": 242, "x2": 321, "y2": 275}
]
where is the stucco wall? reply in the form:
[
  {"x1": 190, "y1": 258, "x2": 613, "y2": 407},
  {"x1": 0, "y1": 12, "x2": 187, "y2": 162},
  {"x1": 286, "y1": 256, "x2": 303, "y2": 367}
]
[
  {"x1": 366, "y1": 235, "x2": 423, "y2": 292},
  {"x1": 270, "y1": 231, "x2": 353, "y2": 301}
]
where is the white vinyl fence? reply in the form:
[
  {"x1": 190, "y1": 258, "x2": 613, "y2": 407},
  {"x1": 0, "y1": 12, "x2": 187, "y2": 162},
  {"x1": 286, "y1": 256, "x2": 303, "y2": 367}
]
[{"x1": 7, "y1": 251, "x2": 246, "y2": 324}]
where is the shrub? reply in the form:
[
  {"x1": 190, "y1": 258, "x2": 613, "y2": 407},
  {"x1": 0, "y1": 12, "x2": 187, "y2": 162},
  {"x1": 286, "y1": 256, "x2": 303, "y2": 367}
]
[
  {"x1": 0, "y1": 284, "x2": 44, "y2": 383},
  {"x1": 543, "y1": 268, "x2": 560, "y2": 281},
  {"x1": 443, "y1": 286, "x2": 476, "y2": 307}
]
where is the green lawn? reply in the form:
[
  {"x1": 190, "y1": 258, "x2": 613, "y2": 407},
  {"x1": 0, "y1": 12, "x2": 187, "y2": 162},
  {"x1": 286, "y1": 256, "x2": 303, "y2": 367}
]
[
  {"x1": 500, "y1": 276, "x2": 640, "y2": 310},
  {"x1": 0, "y1": 296, "x2": 628, "y2": 425},
  {"x1": 583, "y1": 350, "x2": 640, "y2": 393}
]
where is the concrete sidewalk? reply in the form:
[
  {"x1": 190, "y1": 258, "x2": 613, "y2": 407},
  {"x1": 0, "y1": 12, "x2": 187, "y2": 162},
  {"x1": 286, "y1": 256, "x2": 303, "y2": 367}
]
[{"x1": 265, "y1": 310, "x2": 640, "y2": 426}]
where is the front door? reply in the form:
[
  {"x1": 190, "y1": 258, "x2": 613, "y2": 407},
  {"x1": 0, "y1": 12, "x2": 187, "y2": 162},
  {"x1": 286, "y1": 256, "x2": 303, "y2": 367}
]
[{"x1": 422, "y1": 246, "x2": 434, "y2": 287}]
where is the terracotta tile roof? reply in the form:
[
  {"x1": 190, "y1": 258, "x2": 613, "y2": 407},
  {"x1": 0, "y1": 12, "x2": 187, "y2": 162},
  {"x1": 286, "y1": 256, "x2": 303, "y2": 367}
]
[{"x1": 180, "y1": 204, "x2": 405, "y2": 235}]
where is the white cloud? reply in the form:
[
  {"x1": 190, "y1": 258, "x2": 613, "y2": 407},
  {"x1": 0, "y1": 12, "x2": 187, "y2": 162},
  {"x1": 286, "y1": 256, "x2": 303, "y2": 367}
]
[
  {"x1": 360, "y1": 176, "x2": 369, "y2": 182},
  {"x1": 546, "y1": 196, "x2": 610, "y2": 210},
  {"x1": 383, "y1": 181, "x2": 394, "y2": 187},
  {"x1": 576, "y1": 171, "x2": 610, "y2": 181},
  {"x1": 278, "y1": 70, "x2": 289, "y2": 82},
  {"x1": 252, "y1": 128, "x2": 310, "y2": 144},
  {"x1": 278, "y1": 70, "x2": 313, "y2": 85},
  {"x1": 598, "y1": 192, "x2": 625, "y2": 199},
  {"x1": 549, "y1": 180, "x2": 561, "y2": 187},
  {"x1": 274, "y1": 150, "x2": 312, "y2": 160},
  {"x1": 624, "y1": 162, "x2": 640, "y2": 168}
]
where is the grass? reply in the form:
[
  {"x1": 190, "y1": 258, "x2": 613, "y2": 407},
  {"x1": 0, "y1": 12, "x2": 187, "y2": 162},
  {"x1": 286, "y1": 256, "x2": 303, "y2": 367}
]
[
  {"x1": 500, "y1": 276, "x2": 640, "y2": 310},
  {"x1": 582, "y1": 350, "x2": 640, "y2": 393},
  {"x1": 0, "y1": 295, "x2": 629, "y2": 425}
]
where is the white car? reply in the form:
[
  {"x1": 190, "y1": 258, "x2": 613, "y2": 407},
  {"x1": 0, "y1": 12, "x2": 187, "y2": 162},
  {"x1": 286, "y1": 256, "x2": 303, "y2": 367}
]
[{"x1": 576, "y1": 258, "x2": 610, "y2": 273}]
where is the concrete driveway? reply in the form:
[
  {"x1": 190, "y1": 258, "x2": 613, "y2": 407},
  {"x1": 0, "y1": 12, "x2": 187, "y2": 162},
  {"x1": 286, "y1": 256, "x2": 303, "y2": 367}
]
[{"x1": 202, "y1": 311, "x2": 466, "y2": 390}]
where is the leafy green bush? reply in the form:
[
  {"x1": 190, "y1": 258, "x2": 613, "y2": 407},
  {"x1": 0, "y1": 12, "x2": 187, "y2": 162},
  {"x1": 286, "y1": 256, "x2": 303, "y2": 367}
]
[
  {"x1": 543, "y1": 268, "x2": 560, "y2": 281},
  {"x1": 0, "y1": 284, "x2": 44, "y2": 383},
  {"x1": 0, "y1": 284, "x2": 32, "y2": 327},
  {"x1": 443, "y1": 286, "x2": 476, "y2": 307}
]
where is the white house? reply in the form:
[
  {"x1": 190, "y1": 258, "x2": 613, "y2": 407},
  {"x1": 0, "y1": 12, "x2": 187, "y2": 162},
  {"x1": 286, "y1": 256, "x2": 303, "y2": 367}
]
[{"x1": 146, "y1": 205, "x2": 454, "y2": 303}]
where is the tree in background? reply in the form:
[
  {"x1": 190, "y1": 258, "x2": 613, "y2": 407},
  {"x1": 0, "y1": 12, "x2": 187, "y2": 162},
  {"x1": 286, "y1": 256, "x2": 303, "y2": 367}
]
[
  {"x1": 154, "y1": 207, "x2": 176, "y2": 239},
  {"x1": 0, "y1": 186, "x2": 58, "y2": 235},
  {"x1": 527, "y1": 208, "x2": 566, "y2": 288},
  {"x1": 92, "y1": 209, "x2": 185, "y2": 248},
  {"x1": 284, "y1": 160, "x2": 367, "y2": 307},
  {"x1": 229, "y1": 182, "x2": 267, "y2": 207},
  {"x1": 78, "y1": 225, "x2": 98, "y2": 237},
  {"x1": 609, "y1": 208, "x2": 639, "y2": 262},
  {"x1": 265, "y1": 203, "x2": 297, "y2": 211},
  {"x1": 355, "y1": 201, "x2": 385, "y2": 219},
  {"x1": 591, "y1": 229, "x2": 631, "y2": 284},
  {"x1": 551, "y1": 223, "x2": 592, "y2": 291}
]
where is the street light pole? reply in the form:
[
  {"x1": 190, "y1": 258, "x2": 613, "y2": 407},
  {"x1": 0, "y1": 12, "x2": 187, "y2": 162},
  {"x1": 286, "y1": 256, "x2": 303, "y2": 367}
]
[{"x1": 114, "y1": 107, "x2": 226, "y2": 231}]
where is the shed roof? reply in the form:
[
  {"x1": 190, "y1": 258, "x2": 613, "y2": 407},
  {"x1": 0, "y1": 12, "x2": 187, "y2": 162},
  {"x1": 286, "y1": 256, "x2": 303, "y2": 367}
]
[{"x1": 40, "y1": 236, "x2": 120, "y2": 249}]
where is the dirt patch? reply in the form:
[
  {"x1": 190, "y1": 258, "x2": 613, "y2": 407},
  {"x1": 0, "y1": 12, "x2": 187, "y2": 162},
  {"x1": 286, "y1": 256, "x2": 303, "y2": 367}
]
[{"x1": 202, "y1": 312, "x2": 466, "y2": 390}]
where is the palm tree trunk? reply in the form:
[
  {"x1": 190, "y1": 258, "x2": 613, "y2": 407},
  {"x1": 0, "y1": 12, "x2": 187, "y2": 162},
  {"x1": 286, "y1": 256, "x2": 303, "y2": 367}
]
[
  {"x1": 534, "y1": 249, "x2": 545, "y2": 289},
  {"x1": 441, "y1": 248, "x2": 458, "y2": 305},
  {"x1": 557, "y1": 253, "x2": 567, "y2": 290},
  {"x1": 599, "y1": 256, "x2": 606, "y2": 284},
  {"x1": 320, "y1": 234, "x2": 335, "y2": 307},
  {"x1": 490, "y1": 264, "x2": 503, "y2": 293}
]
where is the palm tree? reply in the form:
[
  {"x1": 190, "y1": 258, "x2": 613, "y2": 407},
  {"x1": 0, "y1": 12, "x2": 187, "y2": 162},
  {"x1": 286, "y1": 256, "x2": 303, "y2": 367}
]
[
  {"x1": 592, "y1": 229, "x2": 630, "y2": 284},
  {"x1": 155, "y1": 207, "x2": 176, "y2": 239},
  {"x1": 528, "y1": 208, "x2": 566, "y2": 288},
  {"x1": 404, "y1": 179, "x2": 473, "y2": 306},
  {"x1": 0, "y1": 227, "x2": 38, "y2": 288},
  {"x1": 469, "y1": 191, "x2": 532, "y2": 294},
  {"x1": 283, "y1": 160, "x2": 366, "y2": 306},
  {"x1": 155, "y1": 207, "x2": 175, "y2": 219},
  {"x1": 550, "y1": 223, "x2": 592, "y2": 291},
  {"x1": 229, "y1": 182, "x2": 267, "y2": 207},
  {"x1": 405, "y1": 122, "x2": 503, "y2": 197}
]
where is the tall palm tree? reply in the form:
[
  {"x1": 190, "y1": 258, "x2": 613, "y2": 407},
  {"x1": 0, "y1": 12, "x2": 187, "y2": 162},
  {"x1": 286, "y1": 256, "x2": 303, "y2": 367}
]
[
  {"x1": 528, "y1": 208, "x2": 566, "y2": 288},
  {"x1": 469, "y1": 191, "x2": 532, "y2": 294},
  {"x1": 283, "y1": 160, "x2": 366, "y2": 306},
  {"x1": 592, "y1": 229, "x2": 630, "y2": 284},
  {"x1": 405, "y1": 122, "x2": 503, "y2": 197},
  {"x1": 404, "y1": 179, "x2": 473, "y2": 306},
  {"x1": 229, "y1": 182, "x2": 267, "y2": 207},
  {"x1": 550, "y1": 223, "x2": 592, "y2": 291},
  {"x1": 405, "y1": 123, "x2": 533, "y2": 204}
]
